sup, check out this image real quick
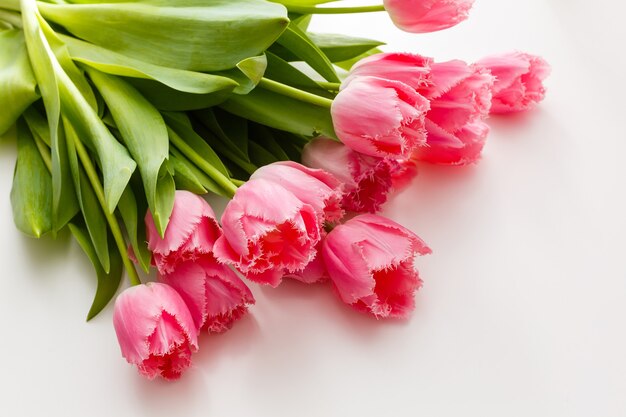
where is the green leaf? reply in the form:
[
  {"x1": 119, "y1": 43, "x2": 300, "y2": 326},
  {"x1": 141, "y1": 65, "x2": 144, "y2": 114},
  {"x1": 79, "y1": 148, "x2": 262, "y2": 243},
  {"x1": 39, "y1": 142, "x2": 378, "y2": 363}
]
[
  {"x1": 38, "y1": 0, "x2": 289, "y2": 72},
  {"x1": 274, "y1": 22, "x2": 340, "y2": 82},
  {"x1": 308, "y1": 32, "x2": 384, "y2": 63},
  {"x1": 215, "y1": 55, "x2": 268, "y2": 95},
  {"x1": 87, "y1": 69, "x2": 174, "y2": 237},
  {"x1": 21, "y1": 0, "x2": 136, "y2": 214},
  {"x1": 220, "y1": 87, "x2": 335, "y2": 138},
  {"x1": 69, "y1": 223, "x2": 122, "y2": 321},
  {"x1": 117, "y1": 186, "x2": 152, "y2": 274},
  {"x1": 64, "y1": 117, "x2": 110, "y2": 273},
  {"x1": 169, "y1": 152, "x2": 208, "y2": 195},
  {"x1": 128, "y1": 78, "x2": 234, "y2": 111},
  {"x1": 10, "y1": 119, "x2": 52, "y2": 238},
  {"x1": 273, "y1": 0, "x2": 336, "y2": 5},
  {"x1": 61, "y1": 34, "x2": 239, "y2": 95},
  {"x1": 265, "y1": 51, "x2": 332, "y2": 97},
  {"x1": 0, "y1": 29, "x2": 39, "y2": 136},
  {"x1": 23, "y1": 107, "x2": 79, "y2": 230}
]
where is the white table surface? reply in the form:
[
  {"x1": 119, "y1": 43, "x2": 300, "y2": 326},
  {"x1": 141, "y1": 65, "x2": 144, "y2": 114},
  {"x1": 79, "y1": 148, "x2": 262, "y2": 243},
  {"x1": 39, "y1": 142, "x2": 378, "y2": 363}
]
[{"x1": 1, "y1": 1, "x2": 625, "y2": 416}]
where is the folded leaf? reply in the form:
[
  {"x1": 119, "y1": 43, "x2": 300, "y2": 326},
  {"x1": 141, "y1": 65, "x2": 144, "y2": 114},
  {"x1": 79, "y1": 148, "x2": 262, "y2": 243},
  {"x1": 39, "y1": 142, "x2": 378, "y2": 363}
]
[
  {"x1": 117, "y1": 186, "x2": 152, "y2": 274},
  {"x1": 0, "y1": 29, "x2": 39, "y2": 135},
  {"x1": 64, "y1": 117, "x2": 110, "y2": 273},
  {"x1": 69, "y1": 223, "x2": 122, "y2": 321},
  {"x1": 87, "y1": 69, "x2": 174, "y2": 237},
  {"x1": 10, "y1": 119, "x2": 52, "y2": 238},
  {"x1": 274, "y1": 22, "x2": 340, "y2": 82},
  {"x1": 38, "y1": 0, "x2": 289, "y2": 71}
]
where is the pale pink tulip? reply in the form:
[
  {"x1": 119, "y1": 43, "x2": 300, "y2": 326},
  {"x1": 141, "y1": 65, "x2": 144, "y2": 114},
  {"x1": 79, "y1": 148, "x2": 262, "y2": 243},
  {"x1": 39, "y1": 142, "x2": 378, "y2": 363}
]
[
  {"x1": 331, "y1": 76, "x2": 430, "y2": 159},
  {"x1": 415, "y1": 60, "x2": 494, "y2": 164},
  {"x1": 286, "y1": 240, "x2": 329, "y2": 284},
  {"x1": 383, "y1": 0, "x2": 474, "y2": 33},
  {"x1": 476, "y1": 51, "x2": 550, "y2": 113},
  {"x1": 302, "y1": 137, "x2": 415, "y2": 213},
  {"x1": 113, "y1": 283, "x2": 199, "y2": 381},
  {"x1": 146, "y1": 190, "x2": 221, "y2": 274},
  {"x1": 250, "y1": 161, "x2": 343, "y2": 224},
  {"x1": 344, "y1": 52, "x2": 433, "y2": 91},
  {"x1": 159, "y1": 257, "x2": 255, "y2": 333},
  {"x1": 323, "y1": 214, "x2": 431, "y2": 318},
  {"x1": 213, "y1": 178, "x2": 320, "y2": 287}
]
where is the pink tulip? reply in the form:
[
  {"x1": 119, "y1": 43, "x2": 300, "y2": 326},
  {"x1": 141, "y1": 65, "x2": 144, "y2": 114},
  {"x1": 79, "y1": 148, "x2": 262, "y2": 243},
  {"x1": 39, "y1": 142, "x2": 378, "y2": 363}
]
[
  {"x1": 476, "y1": 51, "x2": 550, "y2": 113},
  {"x1": 249, "y1": 161, "x2": 344, "y2": 224},
  {"x1": 331, "y1": 76, "x2": 430, "y2": 159},
  {"x1": 383, "y1": 0, "x2": 474, "y2": 33},
  {"x1": 343, "y1": 53, "x2": 494, "y2": 165},
  {"x1": 415, "y1": 60, "x2": 494, "y2": 164},
  {"x1": 159, "y1": 257, "x2": 255, "y2": 333},
  {"x1": 113, "y1": 283, "x2": 199, "y2": 381},
  {"x1": 322, "y1": 214, "x2": 431, "y2": 318},
  {"x1": 302, "y1": 137, "x2": 415, "y2": 213},
  {"x1": 286, "y1": 240, "x2": 329, "y2": 284},
  {"x1": 213, "y1": 178, "x2": 320, "y2": 287},
  {"x1": 146, "y1": 190, "x2": 221, "y2": 274}
]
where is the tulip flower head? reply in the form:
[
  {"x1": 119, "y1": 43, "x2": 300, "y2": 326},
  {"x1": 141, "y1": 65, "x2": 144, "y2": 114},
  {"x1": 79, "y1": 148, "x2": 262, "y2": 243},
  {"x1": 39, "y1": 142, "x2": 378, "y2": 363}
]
[
  {"x1": 331, "y1": 76, "x2": 430, "y2": 159},
  {"x1": 383, "y1": 0, "x2": 475, "y2": 33},
  {"x1": 323, "y1": 214, "x2": 431, "y2": 318},
  {"x1": 113, "y1": 283, "x2": 199, "y2": 380},
  {"x1": 146, "y1": 190, "x2": 221, "y2": 274},
  {"x1": 476, "y1": 51, "x2": 551, "y2": 113},
  {"x1": 159, "y1": 257, "x2": 255, "y2": 333},
  {"x1": 214, "y1": 178, "x2": 321, "y2": 287}
]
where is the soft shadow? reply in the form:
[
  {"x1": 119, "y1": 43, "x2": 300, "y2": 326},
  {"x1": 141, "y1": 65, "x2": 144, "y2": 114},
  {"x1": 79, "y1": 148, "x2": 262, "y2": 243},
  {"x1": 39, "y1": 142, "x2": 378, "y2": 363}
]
[
  {"x1": 487, "y1": 107, "x2": 547, "y2": 133},
  {"x1": 17, "y1": 228, "x2": 74, "y2": 278}
]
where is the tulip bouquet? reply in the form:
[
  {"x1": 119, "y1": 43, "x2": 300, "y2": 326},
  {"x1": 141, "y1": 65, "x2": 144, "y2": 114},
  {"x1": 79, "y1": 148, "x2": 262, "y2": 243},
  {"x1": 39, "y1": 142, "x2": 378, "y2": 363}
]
[{"x1": 0, "y1": 0, "x2": 549, "y2": 381}]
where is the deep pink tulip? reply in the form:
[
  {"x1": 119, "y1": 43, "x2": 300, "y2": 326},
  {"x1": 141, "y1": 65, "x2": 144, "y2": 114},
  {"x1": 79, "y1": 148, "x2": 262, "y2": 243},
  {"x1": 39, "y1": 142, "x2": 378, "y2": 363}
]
[
  {"x1": 249, "y1": 161, "x2": 344, "y2": 224},
  {"x1": 383, "y1": 0, "x2": 474, "y2": 33},
  {"x1": 159, "y1": 257, "x2": 255, "y2": 333},
  {"x1": 113, "y1": 283, "x2": 199, "y2": 381},
  {"x1": 323, "y1": 214, "x2": 431, "y2": 318},
  {"x1": 476, "y1": 51, "x2": 550, "y2": 113},
  {"x1": 213, "y1": 178, "x2": 320, "y2": 287},
  {"x1": 416, "y1": 60, "x2": 494, "y2": 164},
  {"x1": 343, "y1": 53, "x2": 494, "y2": 165},
  {"x1": 146, "y1": 190, "x2": 221, "y2": 274},
  {"x1": 331, "y1": 76, "x2": 430, "y2": 159},
  {"x1": 302, "y1": 137, "x2": 415, "y2": 213}
]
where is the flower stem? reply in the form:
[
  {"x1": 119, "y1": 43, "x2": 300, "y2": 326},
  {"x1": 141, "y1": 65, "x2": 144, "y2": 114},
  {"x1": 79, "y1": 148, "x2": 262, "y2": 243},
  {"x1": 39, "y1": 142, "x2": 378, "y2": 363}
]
[
  {"x1": 70, "y1": 129, "x2": 141, "y2": 286},
  {"x1": 285, "y1": 4, "x2": 386, "y2": 14},
  {"x1": 317, "y1": 81, "x2": 342, "y2": 91},
  {"x1": 167, "y1": 127, "x2": 239, "y2": 198},
  {"x1": 258, "y1": 77, "x2": 333, "y2": 109}
]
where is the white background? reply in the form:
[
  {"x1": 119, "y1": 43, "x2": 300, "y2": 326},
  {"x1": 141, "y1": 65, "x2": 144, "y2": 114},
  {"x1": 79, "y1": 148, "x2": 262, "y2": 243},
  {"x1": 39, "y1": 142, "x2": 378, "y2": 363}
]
[{"x1": 1, "y1": 0, "x2": 625, "y2": 415}]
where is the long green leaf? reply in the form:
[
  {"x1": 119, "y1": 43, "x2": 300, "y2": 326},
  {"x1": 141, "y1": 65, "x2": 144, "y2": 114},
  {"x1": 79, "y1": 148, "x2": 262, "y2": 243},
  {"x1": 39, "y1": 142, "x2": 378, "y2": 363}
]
[
  {"x1": 10, "y1": 119, "x2": 52, "y2": 238},
  {"x1": 87, "y1": 69, "x2": 174, "y2": 237},
  {"x1": 265, "y1": 51, "x2": 332, "y2": 97},
  {"x1": 0, "y1": 29, "x2": 39, "y2": 135},
  {"x1": 169, "y1": 152, "x2": 208, "y2": 195},
  {"x1": 61, "y1": 34, "x2": 239, "y2": 95},
  {"x1": 169, "y1": 147, "x2": 225, "y2": 196},
  {"x1": 220, "y1": 87, "x2": 335, "y2": 138},
  {"x1": 274, "y1": 23, "x2": 340, "y2": 82},
  {"x1": 21, "y1": 0, "x2": 136, "y2": 214},
  {"x1": 69, "y1": 223, "x2": 122, "y2": 321},
  {"x1": 38, "y1": 0, "x2": 289, "y2": 72},
  {"x1": 117, "y1": 186, "x2": 152, "y2": 274},
  {"x1": 308, "y1": 32, "x2": 384, "y2": 63},
  {"x1": 64, "y1": 117, "x2": 110, "y2": 273},
  {"x1": 23, "y1": 107, "x2": 79, "y2": 230}
]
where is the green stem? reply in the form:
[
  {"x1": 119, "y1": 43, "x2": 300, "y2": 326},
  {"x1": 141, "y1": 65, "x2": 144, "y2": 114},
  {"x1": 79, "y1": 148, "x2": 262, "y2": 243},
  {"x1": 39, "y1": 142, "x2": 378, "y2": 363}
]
[
  {"x1": 32, "y1": 130, "x2": 53, "y2": 172},
  {"x1": 71, "y1": 132, "x2": 141, "y2": 286},
  {"x1": 167, "y1": 127, "x2": 239, "y2": 198},
  {"x1": 0, "y1": 9, "x2": 21, "y2": 27},
  {"x1": 317, "y1": 81, "x2": 341, "y2": 91},
  {"x1": 258, "y1": 77, "x2": 333, "y2": 109},
  {"x1": 231, "y1": 178, "x2": 246, "y2": 187},
  {"x1": 285, "y1": 4, "x2": 385, "y2": 14}
]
